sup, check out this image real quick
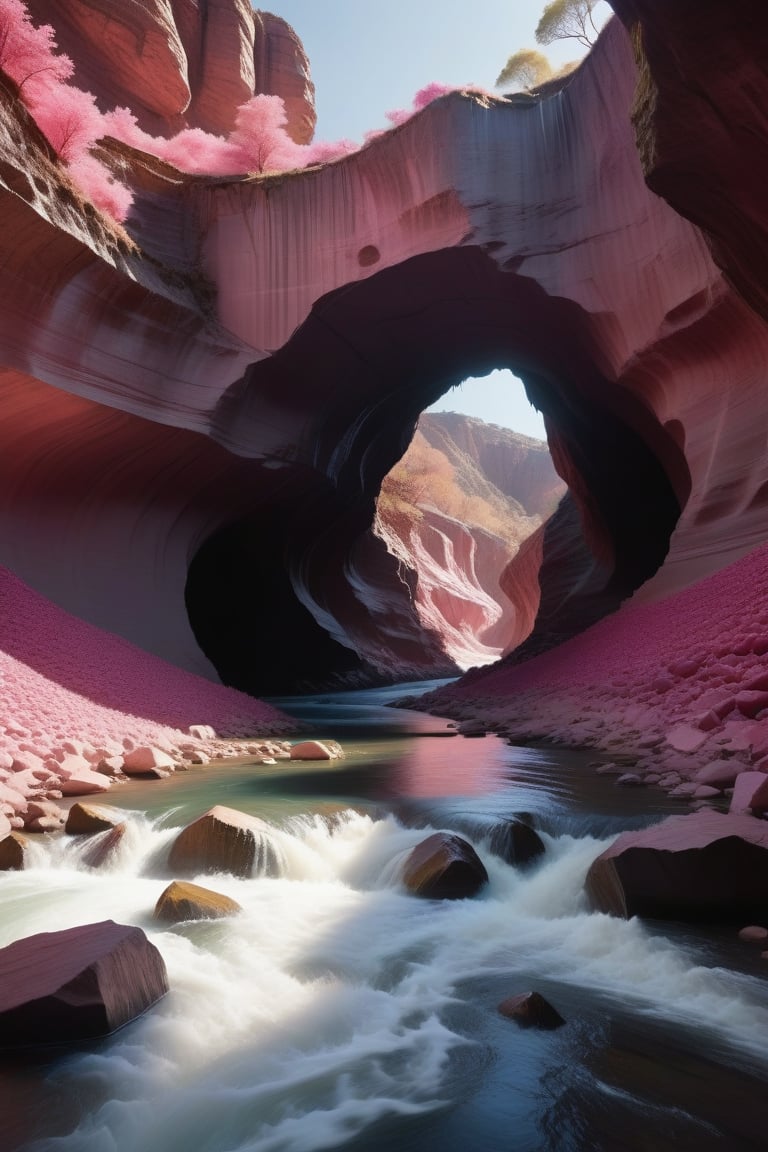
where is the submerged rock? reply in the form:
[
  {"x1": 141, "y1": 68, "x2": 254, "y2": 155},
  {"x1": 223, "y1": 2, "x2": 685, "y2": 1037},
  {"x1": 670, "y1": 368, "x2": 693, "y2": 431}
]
[
  {"x1": 0, "y1": 921, "x2": 168, "y2": 1048},
  {"x1": 168, "y1": 805, "x2": 280, "y2": 879},
  {"x1": 82, "y1": 823, "x2": 127, "y2": 869},
  {"x1": 585, "y1": 811, "x2": 768, "y2": 920},
  {"x1": 402, "y1": 832, "x2": 488, "y2": 899},
  {"x1": 498, "y1": 991, "x2": 565, "y2": 1030},
  {"x1": 154, "y1": 880, "x2": 242, "y2": 924},
  {"x1": 487, "y1": 818, "x2": 545, "y2": 867}
]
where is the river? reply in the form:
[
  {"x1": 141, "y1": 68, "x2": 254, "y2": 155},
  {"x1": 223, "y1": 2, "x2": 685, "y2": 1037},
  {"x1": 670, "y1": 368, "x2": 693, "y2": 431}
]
[{"x1": 1, "y1": 682, "x2": 767, "y2": 1150}]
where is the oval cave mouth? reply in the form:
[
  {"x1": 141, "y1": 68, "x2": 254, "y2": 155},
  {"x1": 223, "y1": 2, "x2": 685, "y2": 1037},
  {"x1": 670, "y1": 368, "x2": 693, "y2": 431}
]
[{"x1": 185, "y1": 372, "x2": 686, "y2": 697}]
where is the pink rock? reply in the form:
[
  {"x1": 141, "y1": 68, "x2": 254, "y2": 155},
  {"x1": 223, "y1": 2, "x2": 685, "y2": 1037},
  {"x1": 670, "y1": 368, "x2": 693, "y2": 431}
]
[
  {"x1": 0, "y1": 921, "x2": 168, "y2": 1046},
  {"x1": 585, "y1": 811, "x2": 768, "y2": 920},
  {"x1": 748, "y1": 775, "x2": 768, "y2": 816},
  {"x1": 57, "y1": 770, "x2": 112, "y2": 797},
  {"x1": 693, "y1": 785, "x2": 721, "y2": 799},
  {"x1": 696, "y1": 759, "x2": 744, "y2": 788},
  {"x1": 729, "y1": 771, "x2": 768, "y2": 814},
  {"x1": 95, "y1": 756, "x2": 125, "y2": 777},
  {"x1": 189, "y1": 725, "x2": 216, "y2": 740},
  {"x1": 0, "y1": 751, "x2": 13, "y2": 770},
  {"x1": 122, "y1": 747, "x2": 176, "y2": 775},
  {"x1": 735, "y1": 691, "x2": 768, "y2": 718},
  {"x1": 666, "y1": 725, "x2": 710, "y2": 754}
]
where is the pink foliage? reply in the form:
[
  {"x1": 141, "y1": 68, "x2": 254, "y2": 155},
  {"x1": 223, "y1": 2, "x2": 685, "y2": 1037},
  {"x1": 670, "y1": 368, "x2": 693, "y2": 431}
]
[
  {"x1": 30, "y1": 82, "x2": 101, "y2": 162},
  {"x1": 303, "y1": 137, "x2": 358, "y2": 165},
  {"x1": 229, "y1": 94, "x2": 304, "y2": 173},
  {"x1": 66, "y1": 152, "x2": 132, "y2": 221},
  {"x1": 412, "y1": 82, "x2": 456, "y2": 110},
  {"x1": 0, "y1": 0, "x2": 72, "y2": 97}
]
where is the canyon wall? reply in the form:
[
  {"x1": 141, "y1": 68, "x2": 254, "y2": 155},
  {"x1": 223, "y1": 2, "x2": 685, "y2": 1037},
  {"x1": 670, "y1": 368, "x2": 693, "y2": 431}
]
[
  {"x1": 376, "y1": 413, "x2": 564, "y2": 667},
  {"x1": 0, "y1": 2, "x2": 767, "y2": 698}
]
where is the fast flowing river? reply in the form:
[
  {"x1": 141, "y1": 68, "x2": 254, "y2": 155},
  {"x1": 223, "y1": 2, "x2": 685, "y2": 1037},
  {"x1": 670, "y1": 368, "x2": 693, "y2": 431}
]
[{"x1": 1, "y1": 682, "x2": 767, "y2": 1151}]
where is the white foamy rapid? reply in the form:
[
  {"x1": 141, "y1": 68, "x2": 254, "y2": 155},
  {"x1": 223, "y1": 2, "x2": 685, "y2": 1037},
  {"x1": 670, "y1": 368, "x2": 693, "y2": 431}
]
[{"x1": 2, "y1": 809, "x2": 766, "y2": 1151}]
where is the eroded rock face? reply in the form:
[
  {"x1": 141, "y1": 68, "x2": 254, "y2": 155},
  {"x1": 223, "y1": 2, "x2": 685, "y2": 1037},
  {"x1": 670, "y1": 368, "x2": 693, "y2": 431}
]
[
  {"x1": 167, "y1": 805, "x2": 280, "y2": 878},
  {"x1": 24, "y1": 0, "x2": 316, "y2": 140},
  {"x1": 585, "y1": 812, "x2": 768, "y2": 921},
  {"x1": 0, "y1": 920, "x2": 168, "y2": 1047},
  {"x1": 0, "y1": 2, "x2": 768, "y2": 703},
  {"x1": 401, "y1": 832, "x2": 488, "y2": 899}
]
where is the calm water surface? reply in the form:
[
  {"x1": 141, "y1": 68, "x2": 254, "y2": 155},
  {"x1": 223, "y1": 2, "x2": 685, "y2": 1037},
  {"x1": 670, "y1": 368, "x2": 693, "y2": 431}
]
[{"x1": 1, "y1": 681, "x2": 766, "y2": 1151}]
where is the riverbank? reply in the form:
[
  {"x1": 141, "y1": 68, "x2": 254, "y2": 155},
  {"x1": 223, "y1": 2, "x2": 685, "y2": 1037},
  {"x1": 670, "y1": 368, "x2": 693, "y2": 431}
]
[{"x1": 407, "y1": 540, "x2": 768, "y2": 807}]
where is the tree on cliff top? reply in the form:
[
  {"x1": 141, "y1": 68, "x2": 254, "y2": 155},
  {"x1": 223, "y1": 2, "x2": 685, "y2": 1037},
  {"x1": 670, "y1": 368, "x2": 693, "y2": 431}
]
[
  {"x1": 535, "y1": 0, "x2": 602, "y2": 50},
  {"x1": 495, "y1": 49, "x2": 552, "y2": 92},
  {"x1": 496, "y1": 0, "x2": 608, "y2": 92}
]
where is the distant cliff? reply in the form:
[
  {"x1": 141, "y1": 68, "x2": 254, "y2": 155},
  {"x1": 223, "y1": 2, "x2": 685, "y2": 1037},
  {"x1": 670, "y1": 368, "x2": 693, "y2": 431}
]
[{"x1": 376, "y1": 413, "x2": 565, "y2": 668}]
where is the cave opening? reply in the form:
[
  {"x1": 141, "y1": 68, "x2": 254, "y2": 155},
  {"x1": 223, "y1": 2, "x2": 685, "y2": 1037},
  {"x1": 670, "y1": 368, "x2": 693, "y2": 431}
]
[{"x1": 185, "y1": 248, "x2": 690, "y2": 697}]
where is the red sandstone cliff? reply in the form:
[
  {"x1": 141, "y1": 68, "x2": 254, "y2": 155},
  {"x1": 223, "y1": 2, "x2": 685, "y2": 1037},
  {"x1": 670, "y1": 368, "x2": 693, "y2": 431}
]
[{"x1": 0, "y1": 1, "x2": 767, "y2": 710}]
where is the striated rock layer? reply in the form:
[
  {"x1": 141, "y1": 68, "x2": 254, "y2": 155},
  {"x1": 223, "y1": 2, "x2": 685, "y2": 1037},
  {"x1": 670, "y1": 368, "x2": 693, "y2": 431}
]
[{"x1": 0, "y1": 2, "x2": 768, "y2": 719}]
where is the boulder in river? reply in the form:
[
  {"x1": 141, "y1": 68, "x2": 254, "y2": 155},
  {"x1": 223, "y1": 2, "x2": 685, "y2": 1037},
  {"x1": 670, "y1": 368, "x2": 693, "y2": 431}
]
[
  {"x1": 168, "y1": 805, "x2": 280, "y2": 879},
  {"x1": 498, "y1": 991, "x2": 565, "y2": 1030},
  {"x1": 154, "y1": 880, "x2": 242, "y2": 924},
  {"x1": 65, "y1": 803, "x2": 122, "y2": 835},
  {"x1": 0, "y1": 832, "x2": 30, "y2": 871},
  {"x1": 402, "y1": 832, "x2": 488, "y2": 899},
  {"x1": 488, "y1": 818, "x2": 545, "y2": 867},
  {"x1": 0, "y1": 920, "x2": 168, "y2": 1048},
  {"x1": 585, "y1": 811, "x2": 768, "y2": 920}
]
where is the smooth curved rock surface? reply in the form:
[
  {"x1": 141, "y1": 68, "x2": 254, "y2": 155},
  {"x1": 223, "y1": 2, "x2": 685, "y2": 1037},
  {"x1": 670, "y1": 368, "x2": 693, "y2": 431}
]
[
  {"x1": 401, "y1": 832, "x2": 488, "y2": 899},
  {"x1": 585, "y1": 811, "x2": 768, "y2": 921},
  {"x1": 167, "y1": 804, "x2": 280, "y2": 878},
  {"x1": 0, "y1": 920, "x2": 168, "y2": 1047}
]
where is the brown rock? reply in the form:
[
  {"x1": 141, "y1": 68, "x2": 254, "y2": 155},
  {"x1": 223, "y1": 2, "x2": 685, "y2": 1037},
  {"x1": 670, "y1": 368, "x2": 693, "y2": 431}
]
[
  {"x1": 585, "y1": 811, "x2": 768, "y2": 921},
  {"x1": 167, "y1": 805, "x2": 280, "y2": 879},
  {"x1": 0, "y1": 832, "x2": 30, "y2": 871},
  {"x1": 154, "y1": 880, "x2": 242, "y2": 924},
  {"x1": 402, "y1": 833, "x2": 488, "y2": 899},
  {"x1": 0, "y1": 920, "x2": 168, "y2": 1047},
  {"x1": 498, "y1": 991, "x2": 565, "y2": 1030},
  {"x1": 65, "y1": 803, "x2": 122, "y2": 836},
  {"x1": 82, "y1": 823, "x2": 127, "y2": 869}
]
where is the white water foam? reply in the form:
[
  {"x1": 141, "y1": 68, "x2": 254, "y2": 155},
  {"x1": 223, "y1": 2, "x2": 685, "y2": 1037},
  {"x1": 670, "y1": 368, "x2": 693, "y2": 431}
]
[{"x1": 1, "y1": 810, "x2": 764, "y2": 1151}]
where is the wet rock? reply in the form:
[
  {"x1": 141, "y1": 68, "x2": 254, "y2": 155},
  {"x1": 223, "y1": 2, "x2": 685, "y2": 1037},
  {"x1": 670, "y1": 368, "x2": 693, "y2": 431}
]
[
  {"x1": 402, "y1": 832, "x2": 488, "y2": 899},
  {"x1": 585, "y1": 811, "x2": 768, "y2": 920},
  {"x1": 0, "y1": 921, "x2": 168, "y2": 1047},
  {"x1": 487, "y1": 818, "x2": 546, "y2": 867},
  {"x1": 289, "y1": 740, "x2": 343, "y2": 761},
  {"x1": 0, "y1": 832, "x2": 30, "y2": 870},
  {"x1": 82, "y1": 823, "x2": 127, "y2": 869},
  {"x1": 616, "y1": 773, "x2": 645, "y2": 786},
  {"x1": 457, "y1": 720, "x2": 488, "y2": 737},
  {"x1": 498, "y1": 991, "x2": 565, "y2": 1030},
  {"x1": 154, "y1": 880, "x2": 242, "y2": 924},
  {"x1": 738, "y1": 924, "x2": 768, "y2": 942},
  {"x1": 65, "y1": 803, "x2": 123, "y2": 836},
  {"x1": 168, "y1": 805, "x2": 280, "y2": 879}
]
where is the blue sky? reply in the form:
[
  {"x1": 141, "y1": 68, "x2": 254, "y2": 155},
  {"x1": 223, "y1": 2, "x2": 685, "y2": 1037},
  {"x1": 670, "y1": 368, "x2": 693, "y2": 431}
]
[{"x1": 262, "y1": 2, "x2": 610, "y2": 437}]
